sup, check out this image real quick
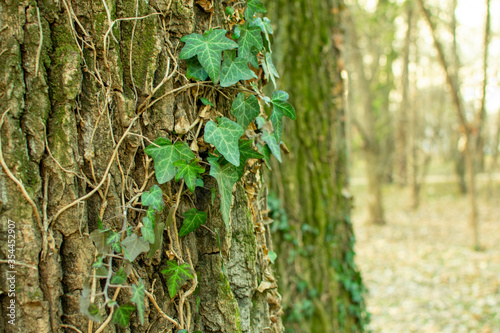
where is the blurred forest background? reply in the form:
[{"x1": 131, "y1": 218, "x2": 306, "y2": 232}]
[{"x1": 343, "y1": 0, "x2": 500, "y2": 331}]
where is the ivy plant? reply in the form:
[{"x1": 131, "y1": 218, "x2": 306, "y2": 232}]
[{"x1": 82, "y1": 0, "x2": 295, "y2": 327}]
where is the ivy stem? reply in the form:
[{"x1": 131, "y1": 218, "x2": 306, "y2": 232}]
[{"x1": 171, "y1": 180, "x2": 184, "y2": 260}]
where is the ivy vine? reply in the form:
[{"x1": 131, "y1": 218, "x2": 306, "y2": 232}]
[{"x1": 81, "y1": 0, "x2": 294, "y2": 329}]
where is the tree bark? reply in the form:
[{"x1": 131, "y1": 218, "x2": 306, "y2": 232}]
[
  {"x1": 267, "y1": 0, "x2": 369, "y2": 331},
  {"x1": 0, "y1": 1, "x2": 283, "y2": 332}
]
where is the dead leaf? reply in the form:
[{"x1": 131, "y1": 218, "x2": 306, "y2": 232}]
[{"x1": 196, "y1": 0, "x2": 213, "y2": 12}]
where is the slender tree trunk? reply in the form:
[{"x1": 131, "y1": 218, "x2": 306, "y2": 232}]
[
  {"x1": 345, "y1": 7, "x2": 386, "y2": 225},
  {"x1": 396, "y1": 3, "x2": 413, "y2": 186},
  {"x1": 267, "y1": 0, "x2": 369, "y2": 331},
  {"x1": 0, "y1": 1, "x2": 283, "y2": 332},
  {"x1": 418, "y1": 0, "x2": 480, "y2": 249}
]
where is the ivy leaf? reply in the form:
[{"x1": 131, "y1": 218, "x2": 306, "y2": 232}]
[
  {"x1": 220, "y1": 53, "x2": 258, "y2": 87},
  {"x1": 141, "y1": 216, "x2": 155, "y2": 244},
  {"x1": 180, "y1": 29, "x2": 237, "y2": 84},
  {"x1": 262, "y1": 130, "x2": 281, "y2": 162},
  {"x1": 147, "y1": 222, "x2": 165, "y2": 258},
  {"x1": 250, "y1": 17, "x2": 273, "y2": 41},
  {"x1": 90, "y1": 230, "x2": 111, "y2": 254},
  {"x1": 111, "y1": 267, "x2": 128, "y2": 284},
  {"x1": 80, "y1": 286, "x2": 103, "y2": 322},
  {"x1": 245, "y1": 0, "x2": 266, "y2": 20},
  {"x1": 131, "y1": 278, "x2": 146, "y2": 325},
  {"x1": 208, "y1": 156, "x2": 239, "y2": 230},
  {"x1": 236, "y1": 139, "x2": 264, "y2": 178},
  {"x1": 270, "y1": 90, "x2": 296, "y2": 142},
  {"x1": 186, "y1": 57, "x2": 208, "y2": 81},
  {"x1": 121, "y1": 234, "x2": 150, "y2": 261},
  {"x1": 268, "y1": 250, "x2": 277, "y2": 263},
  {"x1": 230, "y1": 93, "x2": 260, "y2": 129},
  {"x1": 141, "y1": 185, "x2": 164, "y2": 212},
  {"x1": 106, "y1": 231, "x2": 121, "y2": 245},
  {"x1": 257, "y1": 143, "x2": 272, "y2": 169},
  {"x1": 173, "y1": 159, "x2": 205, "y2": 192},
  {"x1": 145, "y1": 138, "x2": 195, "y2": 184},
  {"x1": 261, "y1": 52, "x2": 279, "y2": 88},
  {"x1": 161, "y1": 261, "x2": 194, "y2": 298},
  {"x1": 204, "y1": 118, "x2": 244, "y2": 166},
  {"x1": 112, "y1": 303, "x2": 136, "y2": 327},
  {"x1": 236, "y1": 24, "x2": 263, "y2": 64},
  {"x1": 179, "y1": 208, "x2": 207, "y2": 237},
  {"x1": 92, "y1": 256, "x2": 104, "y2": 269}
]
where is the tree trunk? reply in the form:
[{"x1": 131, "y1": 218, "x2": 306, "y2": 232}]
[
  {"x1": 267, "y1": 0, "x2": 369, "y2": 331},
  {"x1": 0, "y1": 1, "x2": 283, "y2": 332}
]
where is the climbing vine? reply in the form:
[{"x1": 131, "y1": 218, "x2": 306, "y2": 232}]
[{"x1": 79, "y1": 0, "x2": 294, "y2": 329}]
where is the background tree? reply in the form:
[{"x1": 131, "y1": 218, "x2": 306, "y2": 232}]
[
  {"x1": 266, "y1": 0, "x2": 369, "y2": 331},
  {"x1": 0, "y1": 1, "x2": 287, "y2": 332}
]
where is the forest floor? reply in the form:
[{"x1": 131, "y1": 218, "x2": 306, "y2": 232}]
[{"x1": 352, "y1": 178, "x2": 500, "y2": 333}]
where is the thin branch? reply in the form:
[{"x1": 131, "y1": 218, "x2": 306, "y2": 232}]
[{"x1": 35, "y1": 7, "x2": 43, "y2": 77}]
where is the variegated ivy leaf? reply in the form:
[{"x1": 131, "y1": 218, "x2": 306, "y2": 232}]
[
  {"x1": 161, "y1": 261, "x2": 194, "y2": 298},
  {"x1": 112, "y1": 303, "x2": 136, "y2": 327},
  {"x1": 236, "y1": 24, "x2": 263, "y2": 65},
  {"x1": 141, "y1": 216, "x2": 155, "y2": 244},
  {"x1": 145, "y1": 138, "x2": 194, "y2": 184},
  {"x1": 261, "y1": 130, "x2": 281, "y2": 163},
  {"x1": 173, "y1": 159, "x2": 205, "y2": 192},
  {"x1": 208, "y1": 156, "x2": 239, "y2": 230},
  {"x1": 261, "y1": 52, "x2": 279, "y2": 88},
  {"x1": 245, "y1": 0, "x2": 266, "y2": 20},
  {"x1": 186, "y1": 57, "x2": 208, "y2": 81},
  {"x1": 141, "y1": 185, "x2": 164, "y2": 212},
  {"x1": 230, "y1": 93, "x2": 260, "y2": 129},
  {"x1": 270, "y1": 90, "x2": 296, "y2": 142},
  {"x1": 204, "y1": 118, "x2": 244, "y2": 166},
  {"x1": 180, "y1": 29, "x2": 237, "y2": 84},
  {"x1": 220, "y1": 50, "x2": 257, "y2": 87},
  {"x1": 179, "y1": 208, "x2": 207, "y2": 237},
  {"x1": 131, "y1": 278, "x2": 146, "y2": 325}
]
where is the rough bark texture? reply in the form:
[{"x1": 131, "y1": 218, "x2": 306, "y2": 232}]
[
  {"x1": 266, "y1": 0, "x2": 368, "y2": 331},
  {"x1": 0, "y1": 0, "x2": 283, "y2": 332}
]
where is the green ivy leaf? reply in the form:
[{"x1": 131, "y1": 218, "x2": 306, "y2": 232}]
[
  {"x1": 262, "y1": 52, "x2": 279, "y2": 88},
  {"x1": 245, "y1": 0, "x2": 266, "y2": 20},
  {"x1": 179, "y1": 208, "x2": 207, "y2": 237},
  {"x1": 236, "y1": 24, "x2": 263, "y2": 64},
  {"x1": 220, "y1": 50, "x2": 257, "y2": 87},
  {"x1": 173, "y1": 159, "x2": 205, "y2": 192},
  {"x1": 131, "y1": 278, "x2": 146, "y2": 325},
  {"x1": 141, "y1": 216, "x2": 155, "y2": 244},
  {"x1": 186, "y1": 57, "x2": 208, "y2": 81},
  {"x1": 208, "y1": 156, "x2": 239, "y2": 230},
  {"x1": 145, "y1": 138, "x2": 195, "y2": 184},
  {"x1": 199, "y1": 97, "x2": 214, "y2": 106},
  {"x1": 180, "y1": 29, "x2": 237, "y2": 84},
  {"x1": 270, "y1": 90, "x2": 296, "y2": 142},
  {"x1": 262, "y1": 130, "x2": 281, "y2": 162},
  {"x1": 121, "y1": 234, "x2": 150, "y2": 261},
  {"x1": 230, "y1": 93, "x2": 260, "y2": 129},
  {"x1": 146, "y1": 207, "x2": 156, "y2": 227},
  {"x1": 106, "y1": 231, "x2": 121, "y2": 245},
  {"x1": 92, "y1": 256, "x2": 104, "y2": 269},
  {"x1": 111, "y1": 242, "x2": 122, "y2": 253},
  {"x1": 111, "y1": 267, "x2": 128, "y2": 284},
  {"x1": 161, "y1": 261, "x2": 194, "y2": 298},
  {"x1": 97, "y1": 217, "x2": 104, "y2": 230},
  {"x1": 112, "y1": 303, "x2": 136, "y2": 327},
  {"x1": 147, "y1": 222, "x2": 165, "y2": 258},
  {"x1": 257, "y1": 143, "x2": 272, "y2": 169},
  {"x1": 250, "y1": 17, "x2": 273, "y2": 39},
  {"x1": 204, "y1": 118, "x2": 244, "y2": 166},
  {"x1": 141, "y1": 185, "x2": 164, "y2": 212},
  {"x1": 236, "y1": 139, "x2": 264, "y2": 178}
]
